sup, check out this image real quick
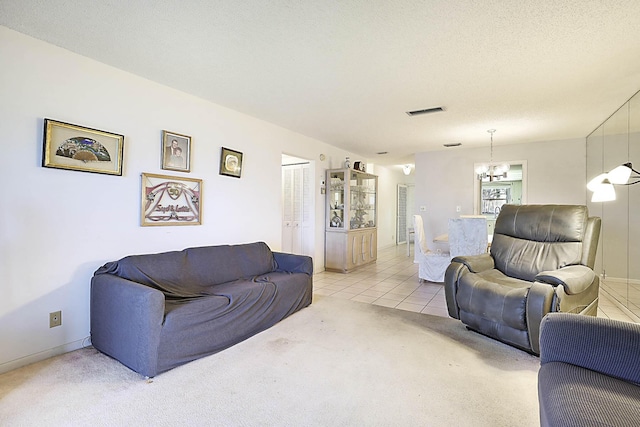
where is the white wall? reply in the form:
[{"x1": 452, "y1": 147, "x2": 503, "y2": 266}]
[
  {"x1": 414, "y1": 138, "x2": 588, "y2": 246},
  {"x1": 0, "y1": 27, "x2": 401, "y2": 372}
]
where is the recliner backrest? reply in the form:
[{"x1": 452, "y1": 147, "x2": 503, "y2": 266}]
[{"x1": 490, "y1": 205, "x2": 591, "y2": 282}]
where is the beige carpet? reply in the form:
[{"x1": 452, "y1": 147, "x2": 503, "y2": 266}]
[{"x1": 0, "y1": 295, "x2": 540, "y2": 426}]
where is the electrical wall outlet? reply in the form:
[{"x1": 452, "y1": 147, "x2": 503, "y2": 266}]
[
  {"x1": 49, "y1": 311, "x2": 62, "y2": 328},
  {"x1": 420, "y1": 206, "x2": 426, "y2": 212}
]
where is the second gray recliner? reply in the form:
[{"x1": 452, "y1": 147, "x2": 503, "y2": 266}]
[{"x1": 444, "y1": 204, "x2": 601, "y2": 355}]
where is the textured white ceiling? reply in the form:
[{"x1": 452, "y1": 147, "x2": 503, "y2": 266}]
[{"x1": 2, "y1": 0, "x2": 640, "y2": 165}]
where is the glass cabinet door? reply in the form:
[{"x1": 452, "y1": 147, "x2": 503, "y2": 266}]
[
  {"x1": 349, "y1": 171, "x2": 377, "y2": 229},
  {"x1": 328, "y1": 171, "x2": 345, "y2": 228}
]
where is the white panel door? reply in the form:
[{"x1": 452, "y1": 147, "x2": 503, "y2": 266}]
[{"x1": 282, "y1": 162, "x2": 311, "y2": 256}]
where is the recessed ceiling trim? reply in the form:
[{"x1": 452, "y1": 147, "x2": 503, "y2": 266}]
[{"x1": 406, "y1": 107, "x2": 445, "y2": 116}]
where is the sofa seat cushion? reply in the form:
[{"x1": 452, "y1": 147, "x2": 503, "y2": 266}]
[
  {"x1": 95, "y1": 242, "x2": 277, "y2": 297},
  {"x1": 156, "y1": 274, "x2": 311, "y2": 373},
  {"x1": 539, "y1": 361, "x2": 640, "y2": 427},
  {"x1": 254, "y1": 272, "x2": 312, "y2": 307}
]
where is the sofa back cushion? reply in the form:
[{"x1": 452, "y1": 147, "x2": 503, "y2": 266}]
[
  {"x1": 95, "y1": 242, "x2": 277, "y2": 297},
  {"x1": 490, "y1": 205, "x2": 588, "y2": 282}
]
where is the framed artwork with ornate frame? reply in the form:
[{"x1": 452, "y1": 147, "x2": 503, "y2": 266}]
[
  {"x1": 42, "y1": 118, "x2": 124, "y2": 175},
  {"x1": 161, "y1": 130, "x2": 191, "y2": 172},
  {"x1": 219, "y1": 147, "x2": 243, "y2": 178},
  {"x1": 141, "y1": 172, "x2": 202, "y2": 226}
]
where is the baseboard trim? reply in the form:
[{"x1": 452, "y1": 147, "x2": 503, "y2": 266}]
[
  {"x1": 0, "y1": 338, "x2": 89, "y2": 375},
  {"x1": 602, "y1": 276, "x2": 640, "y2": 286}
]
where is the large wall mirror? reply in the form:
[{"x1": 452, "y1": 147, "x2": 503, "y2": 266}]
[
  {"x1": 586, "y1": 89, "x2": 640, "y2": 320},
  {"x1": 473, "y1": 160, "x2": 528, "y2": 235}
]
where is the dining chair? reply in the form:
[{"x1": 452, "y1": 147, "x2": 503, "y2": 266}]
[{"x1": 413, "y1": 214, "x2": 451, "y2": 282}]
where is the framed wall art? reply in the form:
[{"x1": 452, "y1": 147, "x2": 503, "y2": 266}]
[
  {"x1": 161, "y1": 130, "x2": 191, "y2": 172},
  {"x1": 42, "y1": 118, "x2": 124, "y2": 175},
  {"x1": 141, "y1": 173, "x2": 202, "y2": 226},
  {"x1": 219, "y1": 147, "x2": 243, "y2": 178}
]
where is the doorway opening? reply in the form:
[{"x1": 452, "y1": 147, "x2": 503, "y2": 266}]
[
  {"x1": 473, "y1": 160, "x2": 527, "y2": 235},
  {"x1": 397, "y1": 184, "x2": 415, "y2": 245},
  {"x1": 282, "y1": 154, "x2": 314, "y2": 257}
]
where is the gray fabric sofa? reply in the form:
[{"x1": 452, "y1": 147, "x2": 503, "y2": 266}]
[
  {"x1": 538, "y1": 313, "x2": 640, "y2": 426},
  {"x1": 90, "y1": 242, "x2": 312, "y2": 377}
]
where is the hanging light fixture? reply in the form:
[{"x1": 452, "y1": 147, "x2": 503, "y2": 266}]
[
  {"x1": 587, "y1": 162, "x2": 640, "y2": 202},
  {"x1": 475, "y1": 129, "x2": 510, "y2": 181}
]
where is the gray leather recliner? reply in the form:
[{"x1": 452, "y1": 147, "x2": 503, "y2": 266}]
[{"x1": 444, "y1": 204, "x2": 601, "y2": 355}]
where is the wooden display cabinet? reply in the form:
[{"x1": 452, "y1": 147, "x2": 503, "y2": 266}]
[{"x1": 325, "y1": 168, "x2": 378, "y2": 272}]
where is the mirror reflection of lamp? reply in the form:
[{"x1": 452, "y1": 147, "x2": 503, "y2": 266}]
[{"x1": 587, "y1": 162, "x2": 640, "y2": 202}]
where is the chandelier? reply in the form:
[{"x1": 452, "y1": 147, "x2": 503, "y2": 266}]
[{"x1": 475, "y1": 129, "x2": 510, "y2": 181}]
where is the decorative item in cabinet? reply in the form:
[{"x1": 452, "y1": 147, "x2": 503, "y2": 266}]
[
  {"x1": 353, "y1": 161, "x2": 366, "y2": 172},
  {"x1": 327, "y1": 170, "x2": 346, "y2": 229}
]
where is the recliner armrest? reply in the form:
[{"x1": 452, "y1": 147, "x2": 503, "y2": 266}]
[
  {"x1": 535, "y1": 265, "x2": 595, "y2": 295},
  {"x1": 451, "y1": 253, "x2": 494, "y2": 273},
  {"x1": 540, "y1": 313, "x2": 640, "y2": 385}
]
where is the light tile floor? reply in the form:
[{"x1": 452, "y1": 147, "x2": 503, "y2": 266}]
[{"x1": 313, "y1": 244, "x2": 639, "y2": 323}]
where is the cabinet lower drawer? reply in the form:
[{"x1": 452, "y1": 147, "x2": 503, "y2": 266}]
[{"x1": 325, "y1": 229, "x2": 377, "y2": 273}]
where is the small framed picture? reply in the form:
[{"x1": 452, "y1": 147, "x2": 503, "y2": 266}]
[
  {"x1": 141, "y1": 172, "x2": 202, "y2": 226},
  {"x1": 161, "y1": 130, "x2": 191, "y2": 172},
  {"x1": 42, "y1": 119, "x2": 124, "y2": 176},
  {"x1": 219, "y1": 147, "x2": 243, "y2": 178}
]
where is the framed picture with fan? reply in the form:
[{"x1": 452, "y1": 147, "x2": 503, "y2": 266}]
[{"x1": 42, "y1": 118, "x2": 124, "y2": 176}]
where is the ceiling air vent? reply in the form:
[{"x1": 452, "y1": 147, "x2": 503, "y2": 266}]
[
  {"x1": 443, "y1": 142, "x2": 462, "y2": 147},
  {"x1": 406, "y1": 107, "x2": 445, "y2": 116}
]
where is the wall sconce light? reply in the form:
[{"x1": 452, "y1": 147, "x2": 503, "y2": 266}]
[
  {"x1": 587, "y1": 162, "x2": 640, "y2": 202},
  {"x1": 403, "y1": 165, "x2": 412, "y2": 175}
]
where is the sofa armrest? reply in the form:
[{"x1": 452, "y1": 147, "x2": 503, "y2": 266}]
[
  {"x1": 451, "y1": 253, "x2": 494, "y2": 273},
  {"x1": 273, "y1": 252, "x2": 313, "y2": 275},
  {"x1": 535, "y1": 265, "x2": 596, "y2": 295},
  {"x1": 540, "y1": 313, "x2": 640, "y2": 385},
  {"x1": 90, "y1": 272, "x2": 165, "y2": 377}
]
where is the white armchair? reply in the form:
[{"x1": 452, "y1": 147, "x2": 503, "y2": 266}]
[{"x1": 413, "y1": 214, "x2": 451, "y2": 282}]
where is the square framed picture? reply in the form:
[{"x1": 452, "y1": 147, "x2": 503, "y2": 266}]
[
  {"x1": 141, "y1": 172, "x2": 202, "y2": 226},
  {"x1": 219, "y1": 147, "x2": 243, "y2": 178},
  {"x1": 42, "y1": 119, "x2": 124, "y2": 175},
  {"x1": 161, "y1": 130, "x2": 191, "y2": 172}
]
